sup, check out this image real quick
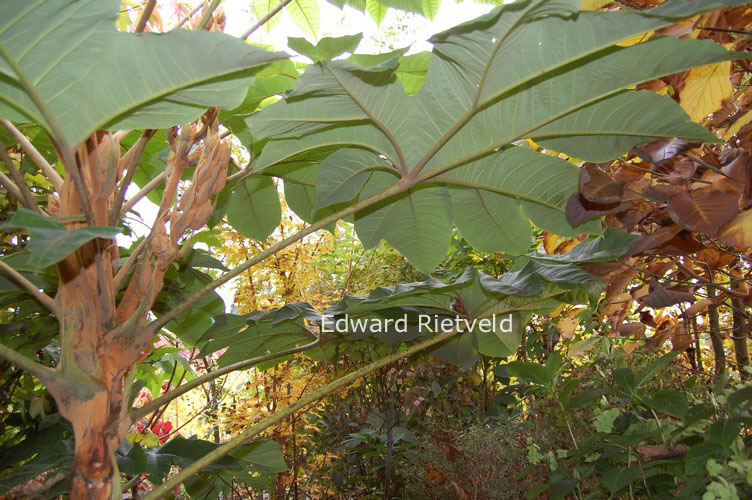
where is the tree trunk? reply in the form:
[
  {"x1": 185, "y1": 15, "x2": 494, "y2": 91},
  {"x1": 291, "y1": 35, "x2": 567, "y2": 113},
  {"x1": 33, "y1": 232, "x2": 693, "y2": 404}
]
[
  {"x1": 384, "y1": 394, "x2": 394, "y2": 500},
  {"x1": 691, "y1": 316, "x2": 704, "y2": 373},
  {"x1": 48, "y1": 133, "x2": 183, "y2": 499},
  {"x1": 732, "y1": 298, "x2": 750, "y2": 379},
  {"x1": 706, "y1": 285, "x2": 725, "y2": 378}
]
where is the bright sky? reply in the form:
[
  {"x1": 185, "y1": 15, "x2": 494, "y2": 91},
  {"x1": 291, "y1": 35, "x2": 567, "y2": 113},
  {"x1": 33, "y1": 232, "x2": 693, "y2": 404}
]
[
  {"x1": 220, "y1": 0, "x2": 499, "y2": 55},
  {"x1": 124, "y1": 0, "x2": 506, "y2": 312}
]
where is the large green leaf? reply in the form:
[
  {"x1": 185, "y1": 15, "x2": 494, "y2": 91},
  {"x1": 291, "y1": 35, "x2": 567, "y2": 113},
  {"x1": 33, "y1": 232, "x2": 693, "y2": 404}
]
[
  {"x1": 366, "y1": 0, "x2": 389, "y2": 25},
  {"x1": 529, "y1": 227, "x2": 640, "y2": 263},
  {"x1": 1, "y1": 209, "x2": 121, "y2": 269},
  {"x1": 354, "y1": 173, "x2": 453, "y2": 272},
  {"x1": 226, "y1": 175, "x2": 282, "y2": 241},
  {"x1": 0, "y1": 0, "x2": 285, "y2": 148},
  {"x1": 197, "y1": 261, "x2": 604, "y2": 368},
  {"x1": 288, "y1": 34, "x2": 362, "y2": 62},
  {"x1": 247, "y1": 0, "x2": 746, "y2": 271},
  {"x1": 287, "y1": 0, "x2": 321, "y2": 39},
  {"x1": 199, "y1": 306, "x2": 317, "y2": 367}
]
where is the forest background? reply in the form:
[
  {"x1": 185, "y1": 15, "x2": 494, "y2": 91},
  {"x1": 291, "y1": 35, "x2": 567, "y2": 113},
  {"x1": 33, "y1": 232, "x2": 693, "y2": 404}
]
[{"x1": 3, "y1": 0, "x2": 752, "y2": 499}]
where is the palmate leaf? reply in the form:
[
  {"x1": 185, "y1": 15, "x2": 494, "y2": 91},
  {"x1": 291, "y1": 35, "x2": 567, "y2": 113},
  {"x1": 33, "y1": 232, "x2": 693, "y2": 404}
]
[
  {"x1": 287, "y1": 0, "x2": 321, "y2": 39},
  {"x1": 226, "y1": 175, "x2": 282, "y2": 241},
  {"x1": 0, "y1": 0, "x2": 285, "y2": 148},
  {"x1": 247, "y1": 0, "x2": 747, "y2": 272}
]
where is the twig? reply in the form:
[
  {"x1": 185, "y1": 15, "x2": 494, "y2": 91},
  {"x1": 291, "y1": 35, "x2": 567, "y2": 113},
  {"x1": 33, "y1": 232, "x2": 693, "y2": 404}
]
[
  {"x1": 240, "y1": 0, "x2": 293, "y2": 40},
  {"x1": 110, "y1": 130, "x2": 155, "y2": 225},
  {"x1": 0, "y1": 259, "x2": 60, "y2": 317},
  {"x1": 0, "y1": 119, "x2": 64, "y2": 191},
  {"x1": 682, "y1": 154, "x2": 724, "y2": 175},
  {"x1": 142, "y1": 328, "x2": 463, "y2": 499},
  {"x1": 676, "y1": 261, "x2": 746, "y2": 298},
  {"x1": 120, "y1": 172, "x2": 165, "y2": 216},
  {"x1": 134, "y1": 0, "x2": 157, "y2": 33},
  {"x1": 113, "y1": 237, "x2": 148, "y2": 291},
  {"x1": 195, "y1": 0, "x2": 223, "y2": 31},
  {"x1": 145, "y1": 178, "x2": 409, "y2": 335},
  {"x1": 172, "y1": 3, "x2": 203, "y2": 30},
  {"x1": 0, "y1": 140, "x2": 42, "y2": 213},
  {"x1": 0, "y1": 170, "x2": 26, "y2": 204},
  {"x1": 131, "y1": 337, "x2": 323, "y2": 420},
  {"x1": 0, "y1": 332, "x2": 56, "y2": 383},
  {"x1": 697, "y1": 26, "x2": 752, "y2": 36}
]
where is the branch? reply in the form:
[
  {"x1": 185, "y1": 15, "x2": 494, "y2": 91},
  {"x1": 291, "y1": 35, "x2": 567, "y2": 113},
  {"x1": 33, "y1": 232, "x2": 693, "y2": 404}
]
[
  {"x1": 0, "y1": 337, "x2": 56, "y2": 384},
  {"x1": 120, "y1": 171, "x2": 165, "y2": 216},
  {"x1": 240, "y1": 0, "x2": 292, "y2": 40},
  {"x1": 0, "y1": 169, "x2": 25, "y2": 204},
  {"x1": 676, "y1": 261, "x2": 746, "y2": 299},
  {"x1": 131, "y1": 336, "x2": 323, "y2": 420},
  {"x1": 110, "y1": 130, "x2": 155, "y2": 225},
  {"x1": 0, "y1": 119, "x2": 64, "y2": 191},
  {"x1": 145, "y1": 178, "x2": 410, "y2": 335},
  {"x1": 134, "y1": 0, "x2": 158, "y2": 33},
  {"x1": 142, "y1": 328, "x2": 462, "y2": 499},
  {"x1": 195, "y1": 0, "x2": 223, "y2": 31},
  {"x1": 226, "y1": 158, "x2": 252, "y2": 184},
  {"x1": 172, "y1": 3, "x2": 203, "y2": 30},
  {"x1": 0, "y1": 139, "x2": 43, "y2": 213},
  {"x1": 61, "y1": 148, "x2": 95, "y2": 226},
  {"x1": 112, "y1": 130, "x2": 133, "y2": 142},
  {"x1": 0, "y1": 259, "x2": 60, "y2": 317},
  {"x1": 112, "y1": 236, "x2": 148, "y2": 292}
]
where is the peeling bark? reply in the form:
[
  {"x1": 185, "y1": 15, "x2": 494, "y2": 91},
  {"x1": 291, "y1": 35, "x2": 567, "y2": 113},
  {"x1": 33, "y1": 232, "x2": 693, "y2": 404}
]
[{"x1": 40, "y1": 120, "x2": 229, "y2": 498}]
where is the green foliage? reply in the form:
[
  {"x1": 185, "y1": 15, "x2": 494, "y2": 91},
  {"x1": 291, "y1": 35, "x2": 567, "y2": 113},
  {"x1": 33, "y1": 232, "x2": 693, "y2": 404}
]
[
  {"x1": 244, "y1": 0, "x2": 742, "y2": 272},
  {"x1": 288, "y1": 34, "x2": 363, "y2": 62},
  {"x1": 1, "y1": 208, "x2": 121, "y2": 269},
  {"x1": 225, "y1": 176, "x2": 282, "y2": 241},
  {"x1": 0, "y1": 0, "x2": 285, "y2": 148},
  {"x1": 1, "y1": 0, "x2": 750, "y2": 498},
  {"x1": 505, "y1": 343, "x2": 752, "y2": 499}
]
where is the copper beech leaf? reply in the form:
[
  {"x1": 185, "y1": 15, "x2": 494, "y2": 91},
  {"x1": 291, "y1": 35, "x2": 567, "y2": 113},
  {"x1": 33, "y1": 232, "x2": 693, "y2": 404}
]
[
  {"x1": 719, "y1": 209, "x2": 752, "y2": 247},
  {"x1": 579, "y1": 165, "x2": 624, "y2": 205},
  {"x1": 666, "y1": 190, "x2": 740, "y2": 235}
]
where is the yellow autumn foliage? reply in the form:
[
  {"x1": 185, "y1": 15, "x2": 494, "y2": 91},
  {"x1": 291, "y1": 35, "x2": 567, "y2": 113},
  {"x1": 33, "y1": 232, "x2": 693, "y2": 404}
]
[{"x1": 680, "y1": 59, "x2": 732, "y2": 123}]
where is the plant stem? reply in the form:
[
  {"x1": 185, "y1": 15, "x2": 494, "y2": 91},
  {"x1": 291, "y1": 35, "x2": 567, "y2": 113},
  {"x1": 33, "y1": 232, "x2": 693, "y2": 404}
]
[
  {"x1": 120, "y1": 172, "x2": 165, "y2": 216},
  {"x1": 134, "y1": 0, "x2": 157, "y2": 33},
  {"x1": 565, "y1": 417, "x2": 579, "y2": 450},
  {"x1": 172, "y1": 3, "x2": 203, "y2": 30},
  {"x1": 195, "y1": 0, "x2": 222, "y2": 31},
  {"x1": 0, "y1": 119, "x2": 64, "y2": 191},
  {"x1": 0, "y1": 141, "x2": 40, "y2": 213},
  {"x1": 0, "y1": 259, "x2": 59, "y2": 317},
  {"x1": 143, "y1": 328, "x2": 462, "y2": 499},
  {"x1": 0, "y1": 169, "x2": 26, "y2": 205},
  {"x1": 110, "y1": 130, "x2": 154, "y2": 225},
  {"x1": 145, "y1": 178, "x2": 410, "y2": 335},
  {"x1": 131, "y1": 337, "x2": 324, "y2": 420},
  {"x1": 240, "y1": 0, "x2": 293, "y2": 40},
  {"x1": 0, "y1": 340, "x2": 56, "y2": 385}
]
